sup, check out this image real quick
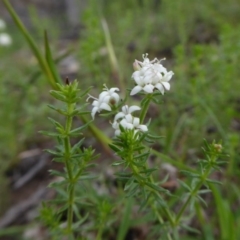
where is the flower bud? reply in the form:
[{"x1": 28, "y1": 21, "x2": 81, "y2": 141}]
[
  {"x1": 213, "y1": 143, "x2": 223, "y2": 153},
  {"x1": 133, "y1": 60, "x2": 141, "y2": 71}
]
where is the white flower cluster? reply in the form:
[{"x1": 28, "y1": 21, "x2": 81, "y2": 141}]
[
  {"x1": 88, "y1": 53, "x2": 174, "y2": 136},
  {"x1": 0, "y1": 19, "x2": 12, "y2": 47},
  {"x1": 112, "y1": 105, "x2": 148, "y2": 136},
  {"x1": 130, "y1": 53, "x2": 174, "y2": 96},
  {"x1": 87, "y1": 84, "x2": 120, "y2": 119},
  {"x1": 87, "y1": 86, "x2": 148, "y2": 136}
]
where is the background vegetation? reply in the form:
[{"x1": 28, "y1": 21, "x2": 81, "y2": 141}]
[{"x1": 0, "y1": 0, "x2": 240, "y2": 239}]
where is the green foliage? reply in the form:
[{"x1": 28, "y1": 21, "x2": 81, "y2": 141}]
[
  {"x1": 1, "y1": 0, "x2": 240, "y2": 239},
  {"x1": 40, "y1": 80, "x2": 99, "y2": 239}
]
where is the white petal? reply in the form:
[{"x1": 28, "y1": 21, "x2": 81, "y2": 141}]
[
  {"x1": 130, "y1": 86, "x2": 142, "y2": 95},
  {"x1": 143, "y1": 84, "x2": 154, "y2": 93},
  {"x1": 143, "y1": 74, "x2": 153, "y2": 84},
  {"x1": 92, "y1": 100, "x2": 99, "y2": 107},
  {"x1": 126, "y1": 123, "x2": 134, "y2": 129},
  {"x1": 99, "y1": 91, "x2": 109, "y2": 100},
  {"x1": 109, "y1": 87, "x2": 119, "y2": 93},
  {"x1": 102, "y1": 95, "x2": 110, "y2": 103},
  {"x1": 120, "y1": 118, "x2": 134, "y2": 129},
  {"x1": 115, "y1": 129, "x2": 121, "y2": 136},
  {"x1": 132, "y1": 71, "x2": 141, "y2": 81},
  {"x1": 99, "y1": 102, "x2": 111, "y2": 111},
  {"x1": 154, "y1": 64, "x2": 167, "y2": 74},
  {"x1": 91, "y1": 107, "x2": 98, "y2": 119},
  {"x1": 138, "y1": 124, "x2": 148, "y2": 132},
  {"x1": 114, "y1": 112, "x2": 125, "y2": 121},
  {"x1": 112, "y1": 121, "x2": 119, "y2": 129},
  {"x1": 164, "y1": 71, "x2": 174, "y2": 81},
  {"x1": 134, "y1": 76, "x2": 144, "y2": 85},
  {"x1": 155, "y1": 83, "x2": 165, "y2": 95},
  {"x1": 132, "y1": 117, "x2": 140, "y2": 127},
  {"x1": 121, "y1": 105, "x2": 129, "y2": 114},
  {"x1": 128, "y1": 105, "x2": 141, "y2": 114},
  {"x1": 161, "y1": 81, "x2": 170, "y2": 90},
  {"x1": 125, "y1": 114, "x2": 133, "y2": 123},
  {"x1": 110, "y1": 92, "x2": 120, "y2": 103},
  {"x1": 119, "y1": 119, "x2": 128, "y2": 129}
]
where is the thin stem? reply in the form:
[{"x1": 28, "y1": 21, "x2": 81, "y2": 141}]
[
  {"x1": 129, "y1": 157, "x2": 173, "y2": 239},
  {"x1": 63, "y1": 103, "x2": 75, "y2": 237},
  {"x1": 149, "y1": 175, "x2": 175, "y2": 226},
  {"x1": 173, "y1": 227, "x2": 179, "y2": 240},
  {"x1": 101, "y1": 18, "x2": 125, "y2": 92},
  {"x1": 175, "y1": 167, "x2": 212, "y2": 224},
  {"x1": 96, "y1": 226, "x2": 103, "y2": 240},
  {"x1": 150, "y1": 200, "x2": 173, "y2": 240},
  {"x1": 3, "y1": 0, "x2": 57, "y2": 88},
  {"x1": 140, "y1": 95, "x2": 152, "y2": 123},
  {"x1": 67, "y1": 184, "x2": 75, "y2": 233}
]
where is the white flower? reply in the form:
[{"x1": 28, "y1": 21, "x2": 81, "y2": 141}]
[
  {"x1": 114, "y1": 105, "x2": 141, "y2": 122},
  {"x1": 130, "y1": 53, "x2": 174, "y2": 95},
  {"x1": 112, "y1": 114, "x2": 148, "y2": 136},
  {"x1": 87, "y1": 84, "x2": 120, "y2": 119},
  {"x1": 0, "y1": 33, "x2": 12, "y2": 46},
  {"x1": 112, "y1": 105, "x2": 148, "y2": 136},
  {"x1": 0, "y1": 19, "x2": 6, "y2": 30}
]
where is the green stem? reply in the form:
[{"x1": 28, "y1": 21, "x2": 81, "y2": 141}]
[
  {"x1": 129, "y1": 158, "x2": 173, "y2": 239},
  {"x1": 3, "y1": 0, "x2": 57, "y2": 89},
  {"x1": 140, "y1": 95, "x2": 152, "y2": 123},
  {"x1": 63, "y1": 103, "x2": 75, "y2": 237},
  {"x1": 96, "y1": 226, "x2": 103, "y2": 240},
  {"x1": 149, "y1": 175, "x2": 175, "y2": 226},
  {"x1": 175, "y1": 167, "x2": 212, "y2": 224},
  {"x1": 67, "y1": 184, "x2": 75, "y2": 233},
  {"x1": 101, "y1": 18, "x2": 125, "y2": 92},
  {"x1": 150, "y1": 200, "x2": 173, "y2": 240},
  {"x1": 173, "y1": 227, "x2": 179, "y2": 240}
]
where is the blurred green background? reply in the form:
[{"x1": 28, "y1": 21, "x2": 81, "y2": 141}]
[{"x1": 0, "y1": 0, "x2": 240, "y2": 239}]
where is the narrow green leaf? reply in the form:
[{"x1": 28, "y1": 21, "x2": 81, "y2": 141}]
[
  {"x1": 126, "y1": 185, "x2": 139, "y2": 198},
  {"x1": 109, "y1": 143, "x2": 122, "y2": 153},
  {"x1": 205, "y1": 179, "x2": 222, "y2": 185},
  {"x1": 71, "y1": 138, "x2": 85, "y2": 154},
  {"x1": 198, "y1": 189, "x2": 211, "y2": 195},
  {"x1": 49, "y1": 170, "x2": 66, "y2": 178},
  {"x1": 178, "y1": 179, "x2": 192, "y2": 191},
  {"x1": 48, "y1": 117, "x2": 63, "y2": 129},
  {"x1": 72, "y1": 213, "x2": 89, "y2": 229},
  {"x1": 50, "y1": 90, "x2": 67, "y2": 102},
  {"x1": 39, "y1": 130, "x2": 62, "y2": 137},
  {"x1": 139, "y1": 193, "x2": 152, "y2": 212},
  {"x1": 2, "y1": 0, "x2": 57, "y2": 88},
  {"x1": 112, "y1": 161, "x2": 126, "y2": 166},
  {"x1": 181, "y1": 224, "x2": 200, "y2": 234},
  {"x1": 57, "y1": 204, "x2": 69, "y2": 214},
  {"x1": 133, "y1": 152, "x2": 150, "y2": 160},
  {"x1": 47, "y1": 104, "x2": 68, "y2": 115},
  {"x1": 52, "y1": 157, "x2": 64, "y2": 163},
  {"x1": 145, "y1": 182, "x2": 166, "y2": 193},
  {"x1": 196, "y1": 195, "x2": 208, "y2": 207},
  {"x1": 124, "y1": 178, "x2": 134, "y2": 191},
  {"x1": 69, "y1": 121, "x2": 92, "y2": 134},
  {"x1": 79, "y1": 175, "x2": 96, "y2": 180},
  {"x1": 44, "y1": 149, "x2": 63, "y2": 157}
]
